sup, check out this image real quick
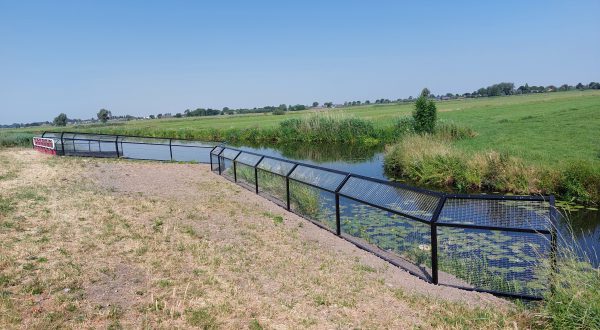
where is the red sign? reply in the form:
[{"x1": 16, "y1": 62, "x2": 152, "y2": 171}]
[{"x1": 33, "y1": 137, "x2": 57, "y2": 155}]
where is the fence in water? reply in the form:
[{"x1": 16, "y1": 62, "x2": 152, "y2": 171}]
[{"x1": 35, "y1": 132, "x2": 557, "y2": 300}]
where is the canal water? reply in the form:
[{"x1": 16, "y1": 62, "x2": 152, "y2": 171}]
[{"x1": 232, "y1": 142, "x2": 600, "y2": 267}]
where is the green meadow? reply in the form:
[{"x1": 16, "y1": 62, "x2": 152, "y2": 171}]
[{"x1": 11, "y1": 89, "x2": 597, "y2": 168}]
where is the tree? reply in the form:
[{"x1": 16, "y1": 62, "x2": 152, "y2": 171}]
[
  {"x1": 157, "y1": 113, "x2": 163, "y2": 119},
  {"x1": 175, "y1": 113, "x2": 182, "y2": 118},
  {"x1": 324, "y1": 102, "x2": 333, "y2": 108},
  {"x1": 53, "y1": 113, "x2": 68, "y2": 126},
  {"x1": 413, "y1": 88, "x2": 437, "y2": 134},
  {"x1": 149, "y1": 115, "x2": 155, "y2": 119},
  {"x1": 576, "y1": 82, "x2": 585, "y2": 90},
  {"x1": 97, "y1": 109, "x2": 112, "y2": 123},
  {"x1": 312, "y1": 101, "x2": 319, "y2": 107}
]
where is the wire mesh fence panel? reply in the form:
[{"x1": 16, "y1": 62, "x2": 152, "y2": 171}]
[
  {"x1": 220, "y1": 148, "x2": 240, "y2": 160},
  {"x1": 171, "y1": 140, "x2": 215, "y2": 163},
  {"x1": 339, "y1": 197, "x2": 433, "y2": 280},
  {"x1": 437, "y1": 226, "x2": 551, "y2": 297},
  {"x1": 41, "y1": 132, "x2": 61, "y2": 139},
  {"x1": 257, "y1": 157, "x2": 295, "y2": 176},
  {"x1": 236, "y1": 163, "x2": 256, "y2": 188},
  {"x1": 438, "y1": 198, "x2": 552, "y2": 230},
  {"x1": 210, "y1": 147, "x2": 224, "y2": 172},
  {"x1": 119, "y1": 136, "x2": 171, "y2": 160},
  {"x1": 339, "y1": 176, "x2": 442, "y2": 222},
  {"x1": 219, "y1": 157, "x2": 235, "y2": 180},
  {"x1": 171, "y1": 146, "x2": 212, "y2": 163},
  {"x1": 119, "y1": 142, "x2": 171, "y2": 160},
  {"x1": 257, "y1": 168, "x2": 286, "y2": 206},
  {"x1": 235, "y1": 152, "x2": 263, "y2": 167},
  {"x1": 289, "y1": 180, "x2": 336, "y2": 231},
  {"x1": 289, "y1": 165, "x2": 347, "y2": 192}
]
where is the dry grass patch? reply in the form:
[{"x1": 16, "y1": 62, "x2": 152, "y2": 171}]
[{"x1": 0, "y1": 149, "x2": 540, "y2": 329}]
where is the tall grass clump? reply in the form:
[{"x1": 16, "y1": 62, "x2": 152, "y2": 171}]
[
  {"x1": 556, "y1": 161, "x2": 600, "y2": 205},
  {"x1": 544, "y1": 257, "x2": 600, "y2": 329},
  {"x1": 278, "y1": 113, "x2": 379, "y2": 144},
  {"x1": 384, "y1": 135, "x2": 600, "y2": 203},
  {"x1": 541, "y1": 219, "x2": 600, "y2": 329},
  {"x1": 0, "y1": 132, "x2": 34, "y2": 148}
]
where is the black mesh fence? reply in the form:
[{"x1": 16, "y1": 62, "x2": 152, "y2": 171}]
[
  {"x1": 42, "y1": 131, "x2": 216, "y2": 163},
  {"x1": 210, "y1": 146, "x2": 557, "y2": 300},
  {"x1": 35, "y1": 133, "x2": 556, "y2": 300}
]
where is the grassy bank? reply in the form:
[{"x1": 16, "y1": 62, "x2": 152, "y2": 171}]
[{"x1": 384, "y1": 134, "x2": 600, "y2": 205}]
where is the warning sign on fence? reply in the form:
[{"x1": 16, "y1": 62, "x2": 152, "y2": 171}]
[{"x1": 33, "y1": 137, "x2": 57, "y2": 155}]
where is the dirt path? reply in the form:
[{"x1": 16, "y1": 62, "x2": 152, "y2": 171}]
[{"x1": 0, "y1": 149, "x2": 530, "y2": 329}]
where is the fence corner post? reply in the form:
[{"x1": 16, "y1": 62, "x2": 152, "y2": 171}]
[
  {"x1": 430, "y1": 196, "x2": 447, "y2": 285},
  {"x1": 285, "y1": 164, "x2": 299, "y2": 211},
  {"x1": 60, "y1": 132, "x2": 65, "y2": 156},
  {"x1": 115, "y1": 135, "x2": 120, "y2": 158},
  {"x1": 334, "y1": 174, "x2": 352, "y2": 236},
  {"x1": 549, "y1": 195, "x2": 558, "y2": 295},
  {"x1": 254, "y1": 156, "x2": 265, "y2": 195}
]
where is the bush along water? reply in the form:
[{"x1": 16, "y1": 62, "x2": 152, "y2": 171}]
[
  {"x1": 383, "y1": 134, "x2": 600, "y2": 205},
  {"x1": 0, "y1": 132, "x2": 34, "y2": 148}
]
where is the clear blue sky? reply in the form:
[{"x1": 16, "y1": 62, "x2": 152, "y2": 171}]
[{"x1": 1, "y1": 1, "x2": 599, "y2": 124}]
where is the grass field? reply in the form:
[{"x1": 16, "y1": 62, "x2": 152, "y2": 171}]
[{"x1": 12, "y1": 90, "x2": 599, "y2": 167}]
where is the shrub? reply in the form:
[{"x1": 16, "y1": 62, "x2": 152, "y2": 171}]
[
  {"x1": 0, "y1": 132, "x2": 34, "y2": 148},
  {"x1": 272, "y1": 109, "x2": 286, "y2": 115},
  {"x1": 413, "y1": 89, "x2": 437, "y2": 134},
  {"x1": 435, "y1": 121, "x2": 478, "y2": 141},
  {"x1": 394, "y1": 117, "x2": 416, "y2": 135},
  {"x1": 557, "y1": 161, "x2": 600, "y2": 204}
]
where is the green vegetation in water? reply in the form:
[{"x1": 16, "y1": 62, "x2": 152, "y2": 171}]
[
  {"x1": 384, "y1": 134, "x2": 600, "y2": 205},
  {"x1": 340, "y1": 203, "x2": 548, "y2": 296}
]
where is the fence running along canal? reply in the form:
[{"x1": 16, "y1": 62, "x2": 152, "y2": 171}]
[{"x1": 35, "y1": 132, "x2": 558, "y2": 300}]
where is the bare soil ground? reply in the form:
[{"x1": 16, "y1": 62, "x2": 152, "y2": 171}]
[{"x1": 0, "y1": 149, "x2": 538, "y2": 329}]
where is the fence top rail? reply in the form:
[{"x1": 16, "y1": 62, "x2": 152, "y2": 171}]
[
  {"x1": 217, "y1": 146, "x2": 352, "y2": 176},
  {"x1": 444, "y1": 193, "x2": 549, "y2": 202},
  {"x1": 46, "y1": 131, "x2": 219, "y2": 144}
]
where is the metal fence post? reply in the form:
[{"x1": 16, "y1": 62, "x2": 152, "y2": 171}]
[
  {"x1": 549, "y1": 195, "x2": 558, "y2": 294},
  {"x1": 115, "y1": 135, "x2": 120, "y2": 158},
  {"x1": 209, "y1": 146, "x2": 217, "y2": 171},
  {"x1": 285, "y1": 164, "x2": 299, "y2": 211},
  {"x1": 254, "y1": 156, "x2": 265, "y2": 194},
  {"x1": 430, "y1": 196, "x2": 447, "y2": 285},
  {"x1": 60, "y1": 132, "x2": 65, "y2": 156},
  {"x1": 334, "y1": 174, "x2": 352, "y2": 236},
  {"x1": 169, "y1": 139, "x2": 173, "y2": 161},
  {"x1": 232, "y1": 152, "x2": 241, "y2": 182}
]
